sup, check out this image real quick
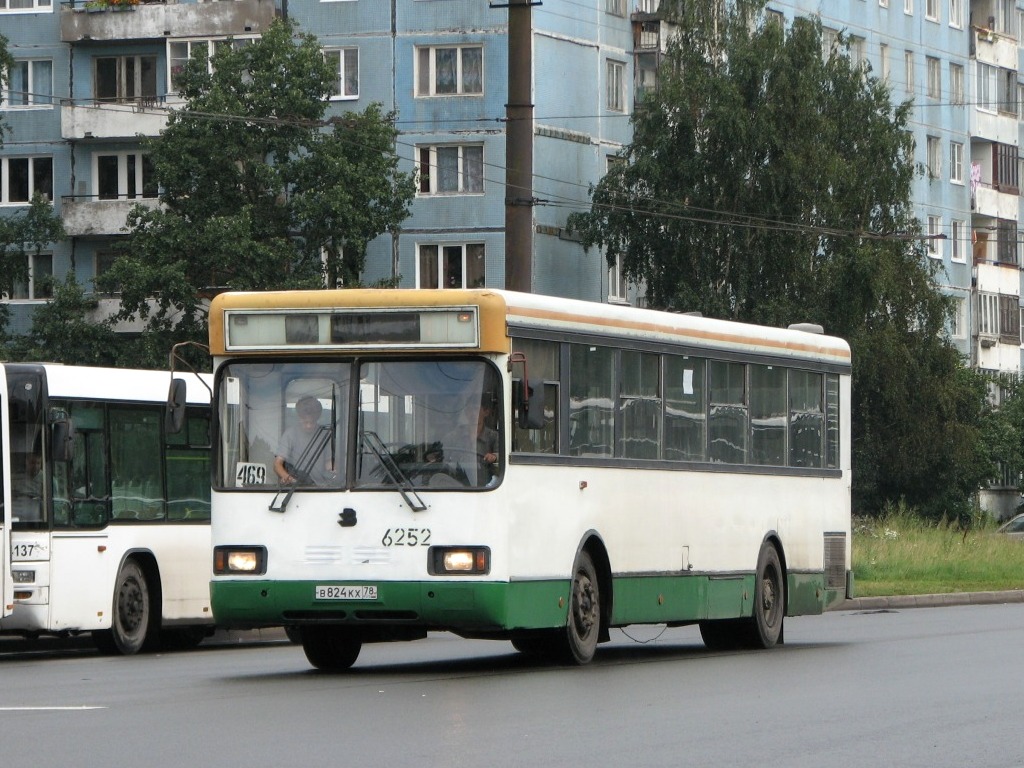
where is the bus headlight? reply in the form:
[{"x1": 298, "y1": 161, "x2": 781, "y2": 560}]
[
  {"x1": 429, "y1": 546, "x2": 490, "y2": 575},
  {"x1": 214, "y1": 546, "x2": 267, "y2": 575}
]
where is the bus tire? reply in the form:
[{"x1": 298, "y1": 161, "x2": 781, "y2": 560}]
[
  {"x1": 95, "y1": 560, "x2": 154, "y2": 655},
  {"x1": 562, "y1": 550, "x2": 601, "y2": 665},
  {"x1": 300, "y1": 627, "x2": 362, "y2": 671},
  {"x1": 744, "y1": 542, "x2": 785, "y2": 649},
  {"x1": 698, "y1": 619, "x2": 743, "y2": 651}
]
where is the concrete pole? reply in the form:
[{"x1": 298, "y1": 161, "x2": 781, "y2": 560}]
[{"x1": 505, "y1": 0, "x2": 535, "y2": 293}]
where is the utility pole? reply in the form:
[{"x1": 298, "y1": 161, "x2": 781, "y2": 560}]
[{"x1": 504, "y1": 0, "x2": 536, "y2": 293}]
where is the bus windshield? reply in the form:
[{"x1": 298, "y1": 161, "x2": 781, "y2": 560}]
[{"x1": 216, "y1": 359, "x2": 502, "y2": 491}]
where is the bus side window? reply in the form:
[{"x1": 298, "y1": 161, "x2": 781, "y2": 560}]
[{"x1": 512, "y1": 381, "x2": 558, "y2": 454}]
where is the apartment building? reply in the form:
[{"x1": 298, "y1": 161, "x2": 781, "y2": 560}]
[{"x1": 0, "y1": 0, "x2": 641, "y2": 338}]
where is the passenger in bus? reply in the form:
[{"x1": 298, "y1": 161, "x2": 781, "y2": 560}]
[
  {"x1": 441, "y1": 400, "x2": 499, "y2": 486},
  {"x1": 13, "y1": 452, "x2": 43, "y2": 499},
  {"x1": 274, "y1": 396, "x2": 336, "y2": 485}
]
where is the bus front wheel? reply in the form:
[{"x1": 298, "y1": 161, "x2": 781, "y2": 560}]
[
  {"x1": 563, "y1": 550, "x2": 601, "y2": 665},
  {"x1": 94, "y1": 559, "x2": 154, "y2": 655},
  {"x1": 300, "y1": 627, "x2": 362, "y2": 671}
]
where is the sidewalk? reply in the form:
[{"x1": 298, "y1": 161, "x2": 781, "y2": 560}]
[{"x1": 833, "y1": 589, "x2": 1024, "y2": 611}]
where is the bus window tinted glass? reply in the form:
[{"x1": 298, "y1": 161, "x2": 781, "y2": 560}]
[
  {"x1": 708, "y1": 360, "x2": 747, "y2": 463},
  {"x1": 569, "y1": 344, "x2": 614, "y2": 457},
  {"x1": 790, "y1": 370, "x2": 823, "y2": 468},
  {"x1": 510, "y1": 337, "x2": 559, "y2": 454},
  {"x1": 110, "y1": 408, "x2": 165, "y2": 521},
  {"x1": 750, "y1": 365, "x2": 786, "y2": 465},
  {"x1": 619, "y1": 350, "x2": 660, "y2": 459},
  {"x1": 665, "y1": 356, "x2": 705, "y2": 461}
]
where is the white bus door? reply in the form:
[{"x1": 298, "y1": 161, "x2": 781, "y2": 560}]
[{"x1": 0, "y1": 367, "x2": 12, "y2": 618}]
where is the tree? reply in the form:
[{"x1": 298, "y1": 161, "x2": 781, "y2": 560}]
[
  {"x1": 100, "y1": 19, "x2": 415, "y2": 366},
  {"x1": 568, "y1": 0, "x2": 993, "y2": 517}
]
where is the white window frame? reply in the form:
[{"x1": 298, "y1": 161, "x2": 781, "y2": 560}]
[
  {"x1": 927, "y1": 215, "x2": 942, "y2": 256},
  {"x1": 607, "y1": 59, "x2": 625, "y2": 112},
  {"x1": 167, "y1": 36, "x2": 256, "y2": 94},
  {"x1": 950, "y1": 141, "x2": 963, "y2": 184},
  {"x1": 904, "y1": 0, "x2": 913, "y2": 14},
  {"x1": 977, "y1": 63, "x2": 996, "y2": 112},
  {"x1": 925, "y1": 0, "x2": 939, "y2": 21},
  {"x1": 879, "y1": 44, "x2": 890, "y2": 82},
  {"x1": 948, "y1": 296, "x2": 965, "y2": 338},
  {"x1": 926, "y1": 136, "x2": 941, "y2": 179},
  {"x1": 926, "y1": 56, "x2": 941, "y2": 98},
  {"x1": 416, "y1": 243, "x2": 486, "y2": 289},
  {"x1": 2, "y1": 59, "x2": 53, "y2": 109},
  {"x1": 95, "y1": 54, "x2": 158, "y2": 105},
  {"x1": 949, "y1": 0, "x2": 962, "y2": 28},
  {"x1": 5, "y1": 253, "x2": 52, "y2": 301},
  {"x1": 951, "y1": 220, "x2": 966, "y2": 263},
  {"x1": 92, "y1": 152, "x2": 157, "y2": 201},
  {"x1": 323, "y1": 48, "x2": 359, "y2": 100},
  {"x1": 950, "y1": 63, "x2": 964, "y2": 105},
  {"x1": 1, "y1": 155, "x2": 53, "y2": 205},
  {"x1": 605, "y1": 0, "x2": 627, "y2": 16},
  {"x1": 905, "y1": 51, "x2": 915, "y2": 96},
  {"x1": 416, "y1": 143, "x2": 484, "y2": 195},
  {"x1": 609, "y1": 253, "x2": 628, "y2": 303},
  {"x1": 879, "y1": 0, "x2": 889, "y2": 7},
  {"x1": 415, "y1": 45, "x2": 484, "y2": 97},
  {"x1": 0, "y1": 0, "x2": 51, "y2": 11}
]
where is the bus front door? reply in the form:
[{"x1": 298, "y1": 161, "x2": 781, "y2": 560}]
[{"x1": 0, "y1": 366, "x2": 12, "y2": 619}]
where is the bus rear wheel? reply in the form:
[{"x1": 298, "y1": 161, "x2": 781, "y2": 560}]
[
  {"x1": 94, "y1": 560, "x2": 154, "y2": 655},
  {"x1": 300, "y1": 627, "x2": 362, "y2": 671},
  {"x1": 744, "y1": 542, "x2": 785, "y2": 649}
]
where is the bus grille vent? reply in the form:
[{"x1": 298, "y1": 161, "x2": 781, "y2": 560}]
[{"x1": 823, "y1": 533, "x2": 847, "y2": 590}]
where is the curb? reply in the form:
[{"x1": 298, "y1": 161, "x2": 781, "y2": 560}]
[{"x1": 831, "y1": 589, "x2": 1024, "y2": 611}]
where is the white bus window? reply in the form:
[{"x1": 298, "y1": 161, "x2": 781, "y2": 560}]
[
  {"x1": 510, "y1": 337, "x2": 559, "y2": 454},
  {"x1": 619, "y1": 350, "x2": 660, "y2": 459},
  {"x1": 665, "y1": 356, "x2": 706, "y2": 462},
  {"x1": 569, "y1": 344, "x2": 614, "y2": 457},
  {"x1": 110, "y1": 408, "x2": 165, "y2": 521},
  {"x1": 790, "y1": 370, "x2": 824, "y2": 468},
  {"x1": 709, "y1": 360, "x2": 748, "y2": 464},
  {"x1": 750, "y1": 365, "x2": 787, "y2": 466}
]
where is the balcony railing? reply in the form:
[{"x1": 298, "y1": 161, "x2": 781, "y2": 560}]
[{"x1": 60, "y1": 0, "x2": 277, "y2": 43}]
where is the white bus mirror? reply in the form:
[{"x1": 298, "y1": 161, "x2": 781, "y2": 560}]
[{"x1": 166, "y1": 378, "x2": 187, "y2": 435}]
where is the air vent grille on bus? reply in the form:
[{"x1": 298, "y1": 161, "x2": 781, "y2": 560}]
[{"x1": 823, "y1": 532, "x2": 847, "y2": 590}]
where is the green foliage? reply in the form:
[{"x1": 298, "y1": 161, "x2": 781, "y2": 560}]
[
  {"x1": 99, "y1": 18, "x2": 414, "y2": 363},
  {"x1": 568, "y1": 0, "x2": 990, "y2": 517},
  {"x1": 0, "y1": 194, "x2": 66, "y2": 299}
]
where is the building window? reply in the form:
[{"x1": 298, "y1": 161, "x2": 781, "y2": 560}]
[
  {"x1": 323, "y1": 48, "x2": 358, "y2": 100},
  {"x1": 997, "y1": 219, "x2": 1018, "y2": 266},
  {"x1": 999, "y1": 294, "x2": 1020, "y2": 343},
  {"x1": 1000, "y1": 69, "x2": 1017, "y2": 114},
  {"x1": 905, "y1": 51, "x2": 914, "y2": 95},
  {"x1": 948, "y1": 296, "x2": 965, "y2": 337},
  {"x1": 977, "y1": 63, "x2": 996, "y2": 111},
  {"x1": 6, "y1": 254, "x2": 53, "y2": 301},
  {"x1": 605, "y1": 0, "x2": 626, "y2": 16},
  {"x1": 997, "y1": 0, "x2": 1014, "y2": 35},
  {"x1": 880, "y1": 0, "x2": 888, "y2": 7},
  {"x1": 416, "y1": 45, "x2": 483, "y2": 96},
  {"x1": 1018, "y1": 83, "x2": 1024, "y2": 120},
  {"x1": 879, "y1": 44, "x2": 889, "y2": 81},
  {"x1": 925, "y1": 0, "x2": 938, "y2": 20},
  {"x1": 951, "y1": 220, "x2": 965, "y2": 262},
  {"x1": 848, "y1": 36, "x2": 867, "y2": 67},
  {"x1": 1, "y1": 156, "x2": 53, "y2": 204},
  {"x1": 821, "y1": 27, "x2": 840, "y2": 58},
  {"x1": 168, "y1": 37, "x2": 254, "y2": 93},
  {"x1": 950, "y1": 141, "x2": 963, "y2": 183},
  {"x1": 926, "y1": 57, "x2": 941, "y2": 98},
  {"x1": 904, "y1": 0, "x2": 913, "y2": 14},
  {"x1": 607, "y1": 60, "x2": 625, "y2": 112},
  {"x1": 0, "y1": 0, "x2": 51, "y2": 10},
  {"x1": 993, "y1": 143, "x2": 1019, "y2": 193},
  {"x1": 417, "y1": 144, "x2": 484, "y2": 195},
  {"x1": 94, "y1": 153, "x2": 157, "y2": 201},
  {"x1": 417, "y1": 243, "x2": 485, "y2": 289},
  {"x1": 950, "y1": 63, "x2": 964, "y2": 105},
  {"x1": 2, "y1": 59, "x2": 53, "y2": 108},
  {"x1": 926, "y1": 136, "x2": 941, "y2": 179},
  {"x1": 609, "y1": 253, "x2": 627, "y2": 302},
  {"x1": 927, "y1": 215, "x2": 942, "y2": 256},
  {"x1": 949, "y1": 0, "x2": 962, "y2": 27},
  {"x1": 95, "y1": 55, "x2": 158, "y2": 105}
]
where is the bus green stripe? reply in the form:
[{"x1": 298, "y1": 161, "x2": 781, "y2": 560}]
[{"x1": 211, "y1": 570, "x2": 834, "y2": 630}]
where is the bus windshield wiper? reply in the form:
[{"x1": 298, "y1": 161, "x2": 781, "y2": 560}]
[
  {"x1": 361, "y1": 431, "x2": 427, "y2": 512},
  {"x1": 269, "y1": 425, "x2": 331, "y2": 513}
]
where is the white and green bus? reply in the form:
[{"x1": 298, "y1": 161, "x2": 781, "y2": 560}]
[
  {"x1": 0, "y1": 364, "x2": 213, "y2": 653},
  {"x1": 200, "y1": 289, "x2": 851, "y2": 669}
]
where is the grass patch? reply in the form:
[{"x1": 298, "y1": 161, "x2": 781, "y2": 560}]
[{"x1": 853, "y1": 509, "x2": 1024, "y2": 597}]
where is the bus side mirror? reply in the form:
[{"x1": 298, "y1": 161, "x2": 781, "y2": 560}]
[
  {"x1": 51, "y1": 418, "x2": 76, "y2": 463},
  {"x1": 166, "y1": 378, "x2": 187, "y2": 435},
  {"x1": 516, "y1": 379, "x2": 545, "y2": 430}
]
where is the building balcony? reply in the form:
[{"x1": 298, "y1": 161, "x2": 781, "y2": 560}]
[
  {"x1": 970, "y1": 25, "x2": 1018, "y2": 69},
  {"x1": 61, "y1": 196, "x2": 160, "y2": 237},
  {"x1": 972, "y1": 183, "x2": 1019, "y2": 220},
  {"x1": 61, "y1": 99, "x2": 168, "y2": 140},
  {"x1": 970, "y1": 108, "x2": 1018, "y2": 145},
  {"x1": 60, "y1": 0, "x2": 277, "y2": 43}
]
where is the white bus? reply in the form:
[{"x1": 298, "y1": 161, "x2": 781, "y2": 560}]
[
  {"x1": 199, "y1": 289, "x2": 852, "y2": 669},
  {"x1": 1, "y1": 363, "x2": 213, "y2": 653}
]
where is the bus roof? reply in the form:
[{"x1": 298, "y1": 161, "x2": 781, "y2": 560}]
[
  {"x1": 10, "y1": 364, "x2": 212, "y2": 406},
  {"x1": 209, "y1": 289, "x2": 850, "y2": 368}
]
